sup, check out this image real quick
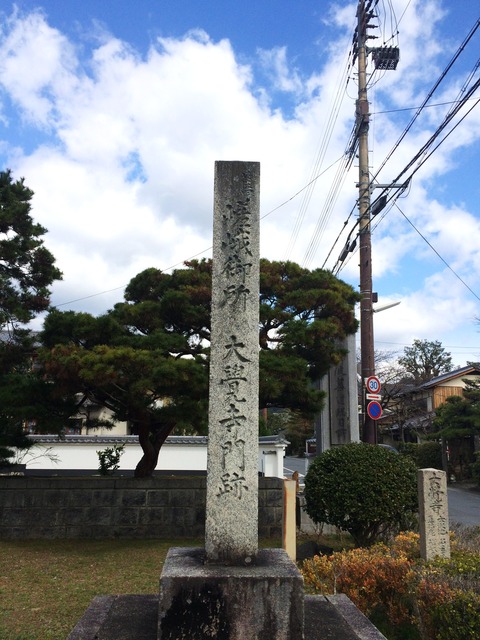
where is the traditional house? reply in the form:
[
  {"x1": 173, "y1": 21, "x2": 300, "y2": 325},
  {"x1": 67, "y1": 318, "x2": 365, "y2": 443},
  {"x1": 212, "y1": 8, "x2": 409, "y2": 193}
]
[
  {"x1": 383, "y1": 365, "x2": 480, "y2": 440},
  {"x1": 414, "y1": 365, "x2": 480, "y2": 413},
  {"x1": 382, "y1": 365, "x2": 480, "y2": 477}
]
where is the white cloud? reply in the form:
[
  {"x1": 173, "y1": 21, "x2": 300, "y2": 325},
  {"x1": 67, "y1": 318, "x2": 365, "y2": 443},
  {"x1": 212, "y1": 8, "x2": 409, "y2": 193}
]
[
  {"x1": 371, "y1": 264, "x2": 480, "y2": 364},
  {"x1": 0, "y1": 8, "x2": 78, "y2": 126},
  {"x1": 256, "y1": 46, "x2": 304, "y2": 94},
  {"x1": 0, "y1": 2, "x2": 478, "y2": 368}
]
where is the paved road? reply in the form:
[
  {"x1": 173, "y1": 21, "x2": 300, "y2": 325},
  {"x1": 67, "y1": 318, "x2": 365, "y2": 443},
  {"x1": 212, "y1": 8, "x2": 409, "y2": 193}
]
[
  {"x1": 283, "y1": 456, "x2": 480, "y2": 527},
  {"x1": 447, "y1": 485, "x2": 480, "y2": 526},
  {"x1": 283, "y1": 456, "x2": 312, "y2": 481}
]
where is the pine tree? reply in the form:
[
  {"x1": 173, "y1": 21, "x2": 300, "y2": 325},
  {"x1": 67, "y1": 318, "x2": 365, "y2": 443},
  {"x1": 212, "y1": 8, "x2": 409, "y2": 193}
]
[
  {"x1": 40, "y1": 259, "x2": 359, "y2": 477},
  {"x1": 0, "y1": 170, "x2": 62, "y2": 465}
]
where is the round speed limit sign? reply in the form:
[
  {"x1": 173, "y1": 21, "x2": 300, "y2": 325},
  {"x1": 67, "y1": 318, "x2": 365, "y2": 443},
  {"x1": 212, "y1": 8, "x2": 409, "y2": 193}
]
[{"x1": 365, "y1": 376, "x2": 381, "y2": 394}]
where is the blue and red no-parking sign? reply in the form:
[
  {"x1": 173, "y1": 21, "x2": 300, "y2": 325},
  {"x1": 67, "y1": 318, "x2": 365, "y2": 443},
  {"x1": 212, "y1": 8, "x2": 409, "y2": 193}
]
[{"x1": 367, "y1": 400, "x2": 383, "y2": 420}]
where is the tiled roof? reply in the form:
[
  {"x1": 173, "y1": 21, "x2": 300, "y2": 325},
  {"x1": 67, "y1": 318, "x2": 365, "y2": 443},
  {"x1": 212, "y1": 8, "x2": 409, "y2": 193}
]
[
  {"x1": 28, "y1": 434, "x2": 289, "y2": 446},
  {"x1": 421, "y1": 365, "x2": 480, "y2": 389}
]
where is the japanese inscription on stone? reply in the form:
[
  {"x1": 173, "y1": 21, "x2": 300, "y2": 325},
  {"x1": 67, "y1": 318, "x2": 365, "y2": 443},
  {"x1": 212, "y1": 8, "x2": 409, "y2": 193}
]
[
  {"x1": 418, "y1": 468, "x2": 450, "y2": 561},
  {"x1": 205, "y1": 161, "x2": 260, "y2": 565}
]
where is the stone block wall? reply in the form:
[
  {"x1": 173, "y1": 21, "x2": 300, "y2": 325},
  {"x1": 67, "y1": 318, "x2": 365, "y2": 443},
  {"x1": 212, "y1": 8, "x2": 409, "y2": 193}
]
[{"x1": 0, "y1": 476, "x2": 283, "y2": 539}]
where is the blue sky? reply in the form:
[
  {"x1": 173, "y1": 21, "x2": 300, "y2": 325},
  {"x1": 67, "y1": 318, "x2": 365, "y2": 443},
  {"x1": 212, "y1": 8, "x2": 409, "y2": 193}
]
[{"x1": 1, "y1": 0, "x2": 479, "y2": 367}]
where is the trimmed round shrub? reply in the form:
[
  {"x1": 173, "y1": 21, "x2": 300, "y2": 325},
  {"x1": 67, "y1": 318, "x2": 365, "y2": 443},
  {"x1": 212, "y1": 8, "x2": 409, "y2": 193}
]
[
  {"x1": 399, "y1": 441, "x2": 443, "y2": 470},
  {"x1": 304, "y1": 443, "x2": 418, "y2": 547}
]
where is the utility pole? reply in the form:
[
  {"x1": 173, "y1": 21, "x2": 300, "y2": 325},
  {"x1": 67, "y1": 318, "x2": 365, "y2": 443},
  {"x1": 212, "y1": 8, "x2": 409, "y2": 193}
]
[
  {"x1": 355, "y1": 0, "x2": 399, "y2": 443},
  {"x1": 356, "y1": 0, "x2": 375, "y2": 443}
]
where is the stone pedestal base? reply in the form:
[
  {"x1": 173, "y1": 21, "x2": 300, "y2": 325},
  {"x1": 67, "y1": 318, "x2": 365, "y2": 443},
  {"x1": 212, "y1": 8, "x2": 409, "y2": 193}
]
[{"x1": 158, "y1": 547, "x2": 304, "y2": 640}]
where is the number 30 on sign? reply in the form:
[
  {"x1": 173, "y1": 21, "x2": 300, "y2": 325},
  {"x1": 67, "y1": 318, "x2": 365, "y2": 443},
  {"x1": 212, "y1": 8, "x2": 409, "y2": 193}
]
[{"x1": 365, "y1": 376, "x2": 381, "y2": 394}]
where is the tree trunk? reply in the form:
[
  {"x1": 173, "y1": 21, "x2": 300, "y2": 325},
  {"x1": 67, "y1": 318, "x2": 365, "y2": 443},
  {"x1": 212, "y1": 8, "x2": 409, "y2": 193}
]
[{"x1": 134, "y1": 414, "x2": 173, "y2": 478}]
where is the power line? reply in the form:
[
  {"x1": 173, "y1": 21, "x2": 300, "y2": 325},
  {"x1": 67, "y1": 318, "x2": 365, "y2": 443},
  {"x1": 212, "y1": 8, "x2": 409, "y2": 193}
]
[
  {"x1": 324, "y1": 21, "x2": 480, "y2": 275},
  {"x1": 369, "y1": 78, "x2": 480, "y2": 236},
  {"x1": 333, "y1": 52, "x2": 480, "y2": 275},
  {"x1": 371, "y1": 18, "x2": 480, "y2": 184},
  {"x1": 55, "y1": 246, "x2": 213, "y2": 308},
  {"x1": 54, "y1": 156, "x2": 345, "y2": 308},
  {"x1": 395, "y1": 0, "x2": 413, "y2": 29},
  {"x1": 394, "y1": 201, "x2": 480, "y2": 304},
  {"x1": 301, "y1": 146, "x2": 356, "y2": 268},
  {"x1": 372, "y1": 96, "x2": 480, "y2": 115},
  {"x1": 54, "y1": 14, "x2": 480, "y2": 312},
  {"x1": 284, "y1": 40, "x2": 356, "y2": 261},
  {"x1": 376, "y1": 340, "x2": 480, "y2": 355},
  {"x1": 328, "y1": 15, "x2": 480, "y2": 322},
  {"x1": 339, "y1": 88, "x2": 480, "y2": 298},
  {"x1": 260, "y1": 155, "x2": 345, "y2": 219}
]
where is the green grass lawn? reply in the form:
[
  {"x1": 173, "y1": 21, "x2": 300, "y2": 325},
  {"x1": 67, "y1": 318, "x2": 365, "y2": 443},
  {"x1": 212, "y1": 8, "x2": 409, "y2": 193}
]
[
  {"x1": 0, "y1": 538, "x2": 197, "y2": 640},
  {"x1": 0, "y1": 538, "x2": 281, "y2": 640}
]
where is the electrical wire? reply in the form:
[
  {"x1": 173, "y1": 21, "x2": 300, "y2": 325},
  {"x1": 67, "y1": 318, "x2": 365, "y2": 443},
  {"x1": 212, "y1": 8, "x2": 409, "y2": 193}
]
[
  {"x1": 54, "y1": 155, "x2": 347, "y2": 308},
  {"x1": 372, "y1": 89, "x2": 480, "y2": 232},
  {"x1": 395, "y1": 0, "x2": 413, "y2": 30},
  {"x1": 373, "y1": 96, "x2": 480, "y2": 115},
  {"x1": 334, "y1": 87, "x2": 480, "y2": 297},
  {"x1": 284, "y1": 40, "x2": 357, "y2": 261},
  {"x1": 301, "y1": 144, "x2": 357, "y2": 268},
  {"x1": 261, "y1": 154, "x2": 346, "y2": 220},
  {"x1": 315, "y1": 0, "x2": 402, "y2": 271},
  {"x1": 55, "y1": 9, "x2": 480, "y2": 311},
  {"x1": 346, "y1": 39, "x2": 480, "y2": 267},
  {"x1": 369, "y1": 70, "x2": 480, "y2": 222},
  {"x1": 306, "y1": 11, "x2": 480, "y2": 280},
  {"x1": 371, "y1": 18, "x2": 480, "y2": 184},
  {"x1": 332, "y1": 73, "x2": 480, "y2": 278},
  {"x1": 394, "y1": 201, "x2": 480, "y2": 303}
]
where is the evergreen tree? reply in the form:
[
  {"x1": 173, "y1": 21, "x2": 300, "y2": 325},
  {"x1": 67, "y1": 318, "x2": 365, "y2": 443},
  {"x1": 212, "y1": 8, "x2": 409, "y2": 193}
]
[
  {"x1": 0, "y1": 170, "x2": 61, "y2": 330},
  {"x1": 432, "y1": 376, "x2": 480, "y2": 440},
  {"x1": 0, "y1": 170, "x2": 62, "y2": 465},
  {"x1": 40, "y1": 259, "x2": 359, "y2": 477}
]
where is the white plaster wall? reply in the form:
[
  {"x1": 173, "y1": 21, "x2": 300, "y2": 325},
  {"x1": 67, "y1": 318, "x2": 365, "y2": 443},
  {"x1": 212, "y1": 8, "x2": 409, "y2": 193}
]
[
  {"x1": 21, "y1": 440, "x2": 286, "y2": 478},
  {"x1": 259, "y1": 448, "x2": 284, "y2": 478},
  {"x1": 440, "y1": 376, "x2": 479, "y2": 388}
]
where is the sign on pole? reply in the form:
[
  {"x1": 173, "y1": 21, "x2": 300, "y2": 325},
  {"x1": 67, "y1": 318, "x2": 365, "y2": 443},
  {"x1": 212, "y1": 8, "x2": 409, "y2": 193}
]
[
  {"x1": 365, "y1": 376, "x2": 381, "y2": 394},
  {"x1": 367, "y1": 400, "x2": 383, "y2": 420}
]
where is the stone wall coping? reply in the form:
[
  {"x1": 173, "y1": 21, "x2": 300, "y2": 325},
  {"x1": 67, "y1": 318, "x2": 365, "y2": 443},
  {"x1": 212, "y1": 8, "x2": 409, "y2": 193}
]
[{"x1": 0, "y1": 475, "x2": 283, "y2": 489}]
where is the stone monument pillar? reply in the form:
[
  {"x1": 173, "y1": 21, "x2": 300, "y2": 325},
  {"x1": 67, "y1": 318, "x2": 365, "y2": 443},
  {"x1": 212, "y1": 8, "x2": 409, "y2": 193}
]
[
  {"x1": 315, "y1": 334, "x2": 360, "y2": 453},
  {"x1": 205, "y1": 160, "x2": 260, "y2": 565},
  {"x1": 67, "y1": 161, "x2": 392, "y2": 640},
  {"x1": 157, "y1": 162, "x2": 304, "y2": 640},
  {"x1": 418, "y1": 468, "x2": 451, "y2": 561}
]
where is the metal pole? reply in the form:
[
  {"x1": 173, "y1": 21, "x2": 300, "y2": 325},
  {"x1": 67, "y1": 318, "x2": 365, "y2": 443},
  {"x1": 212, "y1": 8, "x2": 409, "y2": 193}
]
[{"x1": 357, "y1": 0, "x2": 376, "y2": 444}]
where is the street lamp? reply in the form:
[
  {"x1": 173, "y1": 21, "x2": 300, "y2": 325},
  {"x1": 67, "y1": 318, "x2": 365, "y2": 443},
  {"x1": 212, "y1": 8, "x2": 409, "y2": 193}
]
[{"x1": 373, "y1": 301, "x2": 401, "y2": 313}]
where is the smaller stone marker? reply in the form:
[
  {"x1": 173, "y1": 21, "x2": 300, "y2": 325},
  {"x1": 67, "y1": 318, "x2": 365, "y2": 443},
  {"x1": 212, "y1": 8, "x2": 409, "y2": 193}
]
[
  {"x1": 418, "y1": 468, "x2": 450, "y2": 562},
  {"x1": 283, "y1": 479, "x2": 297, "y2": 562}
]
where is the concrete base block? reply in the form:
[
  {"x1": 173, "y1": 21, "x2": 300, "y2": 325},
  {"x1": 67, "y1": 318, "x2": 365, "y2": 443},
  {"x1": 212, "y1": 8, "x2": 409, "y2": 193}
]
[
  {"x1": 158, "y1": 547, "x2": 304, "y2": 640},
  {"x1": 67, "y1": 594, "x2": 159, "y2": 640},
  {"x1": 67, "y1": 593, "x2": 387, "y2": 639}
]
